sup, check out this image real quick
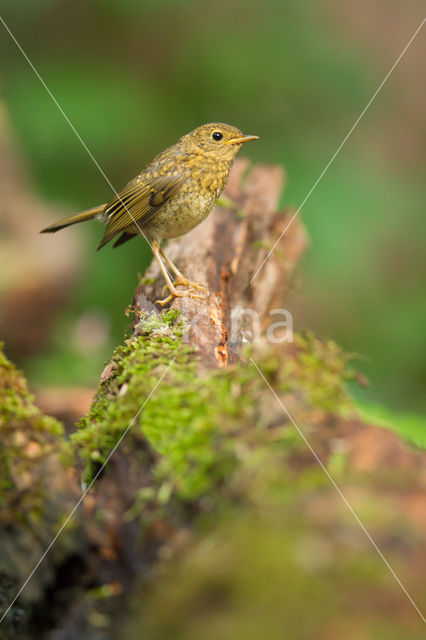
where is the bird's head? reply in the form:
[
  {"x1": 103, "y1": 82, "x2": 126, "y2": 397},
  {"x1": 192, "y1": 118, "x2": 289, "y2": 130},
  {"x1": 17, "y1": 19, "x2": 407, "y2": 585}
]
[{"x1": 178, "y1": 123, "x2": 259, "y2": 161}]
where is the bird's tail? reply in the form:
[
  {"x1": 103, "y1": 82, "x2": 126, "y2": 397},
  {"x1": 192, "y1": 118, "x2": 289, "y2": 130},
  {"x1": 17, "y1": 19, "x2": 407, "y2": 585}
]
[{"x1": 40, "y1": 204, "x2": 106, "y2": 233}]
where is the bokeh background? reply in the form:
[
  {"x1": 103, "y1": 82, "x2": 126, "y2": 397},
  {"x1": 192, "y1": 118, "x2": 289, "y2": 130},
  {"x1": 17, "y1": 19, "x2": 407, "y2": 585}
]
[{"x1": 0, "y1": 0, "x2": 424, "y2": 415}]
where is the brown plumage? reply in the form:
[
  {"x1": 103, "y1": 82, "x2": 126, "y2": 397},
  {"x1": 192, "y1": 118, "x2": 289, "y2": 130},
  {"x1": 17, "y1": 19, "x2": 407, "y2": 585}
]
[{"x1": 41, "y1": 123, "x2": 258, "y2": 304}]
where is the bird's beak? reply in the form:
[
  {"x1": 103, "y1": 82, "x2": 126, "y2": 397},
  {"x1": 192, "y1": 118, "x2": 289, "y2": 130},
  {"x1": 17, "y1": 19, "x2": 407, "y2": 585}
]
[{"x1": 225, "y1": 134, "x2": 259, "y2": 145}]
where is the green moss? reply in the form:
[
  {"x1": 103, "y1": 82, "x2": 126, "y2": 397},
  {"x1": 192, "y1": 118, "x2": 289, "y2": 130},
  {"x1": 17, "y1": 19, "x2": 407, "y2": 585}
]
[
  {"x1": 292, "y1": 333, "x2": 353, "y2": 411},
  {"x1": 257, "y1": 331, "x2": 353, "y2": 414},
  {"x1": 0, "y1": 343, "x2": 63, "y2": 522},
  {"x1": 73, "y1": 316, "x2": 354, "y2": 505},
  {"x1": 138, "y1": 276, "x2": 158, "y2": 287},
  {"x1": 73, "y1": 310, "x2": 247, "y2": 498}
]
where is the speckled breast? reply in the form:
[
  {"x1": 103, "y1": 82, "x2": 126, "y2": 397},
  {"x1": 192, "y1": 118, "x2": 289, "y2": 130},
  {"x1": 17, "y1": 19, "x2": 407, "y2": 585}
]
[{"x1": 143, "y1": 181, "x2": 225, "y2": 242}]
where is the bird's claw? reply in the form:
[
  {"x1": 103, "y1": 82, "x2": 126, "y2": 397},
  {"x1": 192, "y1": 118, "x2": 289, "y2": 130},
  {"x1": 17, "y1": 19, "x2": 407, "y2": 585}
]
[
  {"x1": 173, "y1": 277, "x2": 208, "y2": 293},
  {"x1": 155, "y1": 286, "x2": 207, "y2": 306},
  {"x1": 160, "y1": 278, "x2": 208, "y2": 298}
]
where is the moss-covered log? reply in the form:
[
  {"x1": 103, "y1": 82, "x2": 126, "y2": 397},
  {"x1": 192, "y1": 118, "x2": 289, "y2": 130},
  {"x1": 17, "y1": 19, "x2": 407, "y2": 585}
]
[
  {"x1": 0, "y1": 345, "x2": 85, "y2": 640},
  {"x1": 67, "y1": 317, "x2": 426, "y2": 639},
  {"x1": 1, "y1": 163, "x2": 425, "y2": 639}
]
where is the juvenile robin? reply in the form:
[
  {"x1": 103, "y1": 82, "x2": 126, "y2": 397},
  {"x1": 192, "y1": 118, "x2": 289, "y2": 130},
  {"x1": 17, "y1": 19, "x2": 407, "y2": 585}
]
[{"x1": 41, "y1": 123, "x2": 259, "y2": 304}]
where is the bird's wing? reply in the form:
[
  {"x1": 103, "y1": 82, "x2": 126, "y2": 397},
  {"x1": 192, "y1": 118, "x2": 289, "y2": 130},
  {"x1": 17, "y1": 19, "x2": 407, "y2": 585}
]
[
  {"x1": 112, "y1": 231, "x2": 137, "y2": 249},
  {"x1": 97, "y1": 172, "x2": 185, "y2": 249}
]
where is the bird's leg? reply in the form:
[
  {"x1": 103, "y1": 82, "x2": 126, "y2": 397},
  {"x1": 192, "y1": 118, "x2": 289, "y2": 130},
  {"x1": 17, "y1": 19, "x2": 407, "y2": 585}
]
[
  {"x1": 159, "y1": 246, "x2": 208, "y2": 295},
  {"x1": 151, "y1": 242, "x2": 206, "y2": 306}
]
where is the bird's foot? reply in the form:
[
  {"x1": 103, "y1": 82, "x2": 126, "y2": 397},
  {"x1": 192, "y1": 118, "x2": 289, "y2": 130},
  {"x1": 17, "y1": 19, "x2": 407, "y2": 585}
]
[
  {"x1": 173, "y1": 277, "x2": 208, "y2": 294},
  {"x1": 160, "y1": 278, "x2": 208, "y2": 297},
  {"x1": 155, "y1": 285, "x2": 207, "y2": 306}
]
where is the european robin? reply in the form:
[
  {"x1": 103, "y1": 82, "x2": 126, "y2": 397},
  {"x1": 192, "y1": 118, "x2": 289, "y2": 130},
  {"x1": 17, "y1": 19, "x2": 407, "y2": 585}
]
[{"x1": 40, "y1": 123, "x2": 259, "y2": 304}]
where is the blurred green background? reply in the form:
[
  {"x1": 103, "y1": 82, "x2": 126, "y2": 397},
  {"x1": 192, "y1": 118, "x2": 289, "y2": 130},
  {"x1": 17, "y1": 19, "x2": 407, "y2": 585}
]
[{"x1": 0, "y1": 0, "x2": 424, "y2": 413}]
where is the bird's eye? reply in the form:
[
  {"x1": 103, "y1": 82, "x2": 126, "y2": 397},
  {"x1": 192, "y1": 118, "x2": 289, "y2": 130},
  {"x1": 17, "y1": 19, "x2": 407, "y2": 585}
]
[{"x1": 212, "y1": 131, "x2": 223, "y2": 141}]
